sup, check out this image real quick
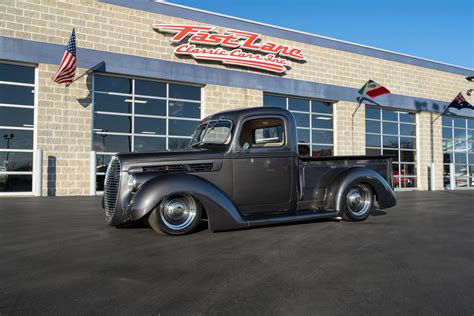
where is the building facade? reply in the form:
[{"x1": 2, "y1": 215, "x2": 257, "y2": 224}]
[{"x1": 0, "y1": 0, "x2": 473, "y2": 196}]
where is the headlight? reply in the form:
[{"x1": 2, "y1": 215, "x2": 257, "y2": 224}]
[{"x1": 127, "y1": 174, "x2": 137, "y2": 192}]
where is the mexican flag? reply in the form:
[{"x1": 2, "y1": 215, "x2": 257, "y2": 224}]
[{"x1": 358, "y1": 80, "x2": 390, "y2": 99}]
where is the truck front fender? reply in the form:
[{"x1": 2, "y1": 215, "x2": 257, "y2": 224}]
[
  {"x1": 129, "y1": 173, "x2": 247, "y2": 231},
  {"x1": 324, "y1": 167, "x2": 396, "y2": 212}
]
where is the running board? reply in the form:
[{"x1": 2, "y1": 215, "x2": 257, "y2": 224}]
[{"x1": 246, "y1": 211, "x2": 338, "y2": 228}]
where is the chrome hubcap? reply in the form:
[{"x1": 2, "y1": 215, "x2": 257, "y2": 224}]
[
  {"x1": 347, "y1": 185, "x2": 371, "y2": 216},
  {"x1": 160, "y1": 194, "x2": 197, "y2": 230}
]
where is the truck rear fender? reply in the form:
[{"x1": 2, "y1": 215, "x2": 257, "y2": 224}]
[
  {"x1": 129, "y1": 173, "x2": 247, "y2": 231},
  {"x1": 324, "y1": 167, "x2": 396, "y2": 211}
]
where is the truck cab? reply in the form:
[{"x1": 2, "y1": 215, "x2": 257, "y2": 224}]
[{"x1": 103, "y1": 107, "x2": 396, "y2": 235}]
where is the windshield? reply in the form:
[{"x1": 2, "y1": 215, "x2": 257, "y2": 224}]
[{"x1": 190, "y1": 119, "x2": 233, "y2": 147}]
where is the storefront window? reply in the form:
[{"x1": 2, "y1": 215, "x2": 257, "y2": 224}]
[
  {"x1": 93, "y1": 74, "x2": 201, "y2": 191},
  {"x1": 0, "y1": 62, "x2": 35, "y2": 193},
  {"x1": 263, "y1": 94, "x2": 333, "y2": 156},
  {"x1": 365, "y1": 107, "x2": 417, "y2": 189},
  {"x1": 442, "y1": 115, "x2": 474, "y2": 188}
]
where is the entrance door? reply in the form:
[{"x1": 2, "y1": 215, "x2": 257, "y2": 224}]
[{"x1": 232, "y1": 117, "x2": 294, "y2": 214}]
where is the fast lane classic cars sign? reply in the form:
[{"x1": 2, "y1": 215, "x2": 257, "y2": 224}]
[{"x1": 152, "y1": 24, "x2": 305, "y2": 74}]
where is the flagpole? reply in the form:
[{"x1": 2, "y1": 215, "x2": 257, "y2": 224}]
[
  {"x1": 351, "y1": 96, "x2": 363, "y2": 154},
  {"x1": 65, "y1": 61, "x2": 106, "y2": 87}
]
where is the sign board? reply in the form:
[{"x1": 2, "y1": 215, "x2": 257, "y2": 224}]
[{"x1": 153, "y1": 24, "x2": 305, "y2": 74}]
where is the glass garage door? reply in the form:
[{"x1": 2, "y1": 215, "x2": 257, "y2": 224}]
[
  {"x1": 365, "y1": 107, "x2": 417, "y2": 189},
  {"x1": 93, "y1": 74, "x2": 201, "y2": 191},
  {"x1": 263, "y1": 93, "x2": 334, "y2": 156},
  {"x1": 442, "y1": 115, "x2": 474, "y2": 188},
  {"x1": 0, "y1": 62, "x2": 36, "y2": 194}
]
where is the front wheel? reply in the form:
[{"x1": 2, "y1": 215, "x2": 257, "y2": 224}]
[
  {"x1": 148, "y1": 194, "x2": 202, "y2": 236},
  {"x1": 341, "y1": 183, "x2": 374, "y2": 221}
]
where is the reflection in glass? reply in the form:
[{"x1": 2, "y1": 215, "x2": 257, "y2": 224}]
[
  {"x1": 169, "y1": 100, "x2": 200, "y2": 119},
  {"x1": 134, "y1": 136, "x2": 166, "y2": 152},
  {"x1": 366, "y1": 120, "x2": 380, "y2": 133},
  {"x1": 169, "y1": 138, "x2": 191, "y2": 150},
  {"x1": 383, "y1": 135, "x2": 398, "y2": 148},
  {"x1": 312, "y1": 145, "x2": 333, "y2": 157},
  {"x1": 263, "y1": 95, "x2": 286, "y2": 108},
  {"x1": 0, "y1": 63, "x2": 34, "y2": 84},
  {"x1": 366, "y1": 148, "x2": 381, "y2": 156},
  {"x1": 288, "y1": 97, "x2": 310, "y2": 112},
  {"x1": 135, "y1": 79, "x2": 166, "y2": 97},
  {"x1": 0, "y1": 107, "x2": 34, "y2": 128},
  {"x1": 292, "y1": 112, "x2": 309, "y2": 127},
  {"x1": 94, "y1": 93, "x2": 133, "y2": 114},
  {"x1": 0, "y1": 174, "x2": 32, "y2": 192},
  {"x1": 93, "y1": 134, "x2": 131, "y2": 153},
  {"x1": 312, "y1": 130, "x2": 332, "y2": 144},
  {"x1": 169, "y1": 83, "x2": 200, "y2": 100},
  {"x1": 93, "y1": 114, "x2": 131, "y2": 134},
  {"x1": 400, "y1": 123, "x2": 415, "y2": 136},
  {"x1": 312, "y1": 115, "x2": 332, "y2": 129},
  {"x1": 311, "y1": 100, "x2": 332, "y2": 114},
  {"x1": 382, "y1": 109, "x2": 398, "y2": 121},
  {"x1": 0, "y1": 84, "x2": 34, "y2": 105},
  {"x1": 134, "y1": 98, "x2": 166, "y2": 117},
  {"x1": 95, "y1": 75, "x2": 132, "y2": 94},
  {"x1": 297, "y1": 129, "x2": 310, "y2": 144},
  {"x1": 169, "y1": 119, "x2": 198, "y2": 137},
  {"x1": 0, "y1": 152, "x2": 32, "y2": 171},
  {"x1": 366, "y1": 134, "x2": 381, "y2": 147},
  {"x1": 400, "y1": 137, "x2": 415, "y2": 149},
  {"x1": 383, "y1": 122, "x2": 398, "y2": 135},
  {"x1": 365, "y1": 107, "x2": 380, "y2": 120},
  {"x1": 134, "y1": 117, "x2": 166, "y2": 135},
  {"x1": 0, "y1": 129, "x2": 33, "y2": 149}
]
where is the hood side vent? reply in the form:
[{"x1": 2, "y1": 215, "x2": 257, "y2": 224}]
[{"x1": 143, "y1": 162, "x2": 214, "y2": 173}]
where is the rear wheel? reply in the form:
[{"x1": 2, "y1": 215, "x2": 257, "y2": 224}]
[
  {"x1": 341, "y1": 183, "x2": 374, "y2": 221},
  {"x1": 148, "y1": 194, "x2": 202, "y2": 236}
]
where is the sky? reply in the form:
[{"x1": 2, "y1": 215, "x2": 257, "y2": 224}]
[{"x1": 165, "y1": 0, "x2": 474, "y2": 69}]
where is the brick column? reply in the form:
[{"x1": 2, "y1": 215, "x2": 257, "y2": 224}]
[
  {"x1": 37, "y1": 64, "x2": 92, "y2": 196},
  {"x1": 202, "y1": 85, "x2": 263, "y2": 118},
  {"x1": 417, "y1": 111, "x2": 444, "y2": 190},
  {"x1": 333, "y1": 101, "x2": 366, "y2": 156}
]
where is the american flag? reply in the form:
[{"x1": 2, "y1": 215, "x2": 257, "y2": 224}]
[{"x1": 51, "y1": 29, "x2": 76, "y2": 84}]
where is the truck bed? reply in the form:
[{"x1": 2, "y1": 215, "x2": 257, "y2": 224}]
[{"x1": 299, "y1": 155, "x2": 393, "y2": 206}]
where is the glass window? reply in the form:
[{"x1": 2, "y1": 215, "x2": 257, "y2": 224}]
[
  {"x1": 93, "y1": 114, "x2": 131, "y2": 134},
  {"x1": 134, "y1": 136, "x2": 166, "y2": 152},
  {"x1": 0, "y1": 129, "x2": 33, "y2": 150},
  {"x1": 135, "y1": 117, "x2": 166, "y2": 135},
  {"x1": 169, "y1": 83, "x2": 200, "y2": 101},
  {"x1": 135, "y1": 79, "x2": 166, "y2": 97},
  {"x1": 264, "y1": 94, "x2": 333, "y2": 157},
  {"x1": 94, "y1": 75, "x2": 132, "y2": 94},
  {"x1": 169, "y1": 101, "x2": 200, "y2": 119},
  {"x1": 0, "y1": 107, "x2": 34, "y2": 128},
  {"x1": 0, "y1": 63, "x2": 35, "y2": 84},
  {"x1": 0, "y1": 84, "x2": 34, "y2": 105},
  {"x1": 93, "y1": 75, "x2": 202, "y2": 191},
  {"x1": 263, "y1": 94, "x2": 286, "y2": 108},
  {"x1": 134, "y1": 98, "x2": 166, "y2": 117},
  {"x1": 0, "y1": 62, "x2": 35, "y2": 194},
  {"x1": 94, "y1": 93, "x2": 133, "y2": 114},
  {"x1": 366, "y1": 106, "x2": 417, "y2": 189},
  {"x1": 288, "y1": 97, "x2": 309, "y2": 112}
]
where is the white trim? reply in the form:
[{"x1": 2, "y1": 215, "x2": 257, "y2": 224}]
[
  {"x1": 0, "y1": 192, "x2": 35, "y2": 197},
  {"x1": 0, "y1": 149, "x2": 35, "y2": 153},
  {"x1": 0, "y1": 103, "x2": 35, "y2": 109},
  {"x1": 0, "y1": 171, "x2": 34, "y2": 175},
  {"x1": 0, "y1": 126, "x2": 34, "y2": 131},
  {"x1": 155, "y1": 1, "x2": 473, "y2": 71},
  {"x1": 0, "y1": 80, "x2": 35, "y2": 87}
]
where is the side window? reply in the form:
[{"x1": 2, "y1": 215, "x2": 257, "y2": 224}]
[{"x1": 239, "y1": 118, "x2": 286, "y2": 148}]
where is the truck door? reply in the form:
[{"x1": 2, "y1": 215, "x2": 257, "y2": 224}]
[{"x1": 233, "y1": 116, "x2": 295, "y2": 214}]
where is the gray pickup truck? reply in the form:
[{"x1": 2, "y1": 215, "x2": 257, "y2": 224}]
[{"x1": 103, "y1": 107, "x2": 396, "y2": 235}]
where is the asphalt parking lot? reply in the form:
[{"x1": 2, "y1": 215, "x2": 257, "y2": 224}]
[{"x1": 1, "y1": 191, "x2": 473, "y2": 315}]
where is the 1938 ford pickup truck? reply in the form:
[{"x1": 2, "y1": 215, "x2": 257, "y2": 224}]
[{"x1": 103, "y1": 107, "x2": 396, "y2": 235}]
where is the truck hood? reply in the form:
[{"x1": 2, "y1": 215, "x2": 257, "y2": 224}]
[{"x1": 115, "y1": 148, "x2": 225, "y2": 171}]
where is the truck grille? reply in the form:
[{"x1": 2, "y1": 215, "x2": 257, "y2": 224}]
[{"x1": 104, "y1": 157, "x2": 121, "y2": 224}]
